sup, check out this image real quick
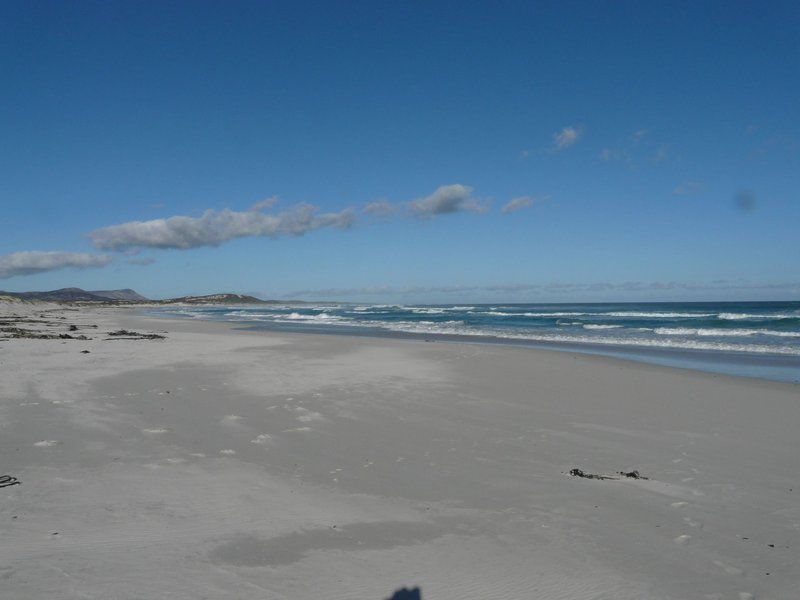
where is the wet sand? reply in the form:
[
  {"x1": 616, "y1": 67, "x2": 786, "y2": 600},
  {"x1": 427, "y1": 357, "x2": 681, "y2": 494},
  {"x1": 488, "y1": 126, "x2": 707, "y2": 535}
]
[{"x1": 1, "y1": 302, "x2": 798, "y2": 599}]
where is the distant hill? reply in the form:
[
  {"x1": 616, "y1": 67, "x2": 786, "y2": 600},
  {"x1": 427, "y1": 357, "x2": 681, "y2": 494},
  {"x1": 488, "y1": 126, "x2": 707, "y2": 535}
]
[
  {"x1": 161, "y1": 293, "x2": 269, "y2": 305},
  {"x1": 0, "y1": 288, "x2": 304, "y2": 305},
  {"x1": 0, "y1": 287, "x2": 149, "y2": 303},
  {"x1": 89, "y1": 289, "x2": 150, "y2": 302}
]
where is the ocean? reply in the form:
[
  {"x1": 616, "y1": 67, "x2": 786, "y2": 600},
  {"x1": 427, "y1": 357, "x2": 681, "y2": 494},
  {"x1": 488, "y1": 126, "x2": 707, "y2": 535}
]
[{"x1": 154, "y1": 301, "x2": 800, "y2": 383}]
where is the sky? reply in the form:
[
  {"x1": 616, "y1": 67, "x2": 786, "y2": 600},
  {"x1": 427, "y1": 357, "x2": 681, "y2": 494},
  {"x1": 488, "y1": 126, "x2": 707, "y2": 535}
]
[{"x1": 1, "y1": 0, "x2": 798, "y2": 302}]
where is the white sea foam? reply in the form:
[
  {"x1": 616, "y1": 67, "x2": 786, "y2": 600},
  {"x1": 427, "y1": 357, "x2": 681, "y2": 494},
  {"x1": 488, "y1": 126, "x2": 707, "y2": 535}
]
[
  {"x1": 158, "y1": 304, "x2": 800, "y2": 357},
  {"x1": 654, "y1": 327, "x2": 800, "y2": 338},
  {"x1": 378, "y1": 321, "x2": 800, "y2": 355},
  {"x1": 599, "y1": 312, "x2": 714, "y2": 318},
  {"x1": 718, "y1": 312, "x2": 797, "y2": 320},
  {"x1": 408, "y1": 307, "x2": 447, "y2": 314},
  {"x1": 478, "y1": 310, "x2": 712, "y2": 318},
  {"x1": 283, "y1": 312, "x2": 344, "y2": 321},
  {"x1": 479, "y1": 311, "x2": 589, "y2": 317}
]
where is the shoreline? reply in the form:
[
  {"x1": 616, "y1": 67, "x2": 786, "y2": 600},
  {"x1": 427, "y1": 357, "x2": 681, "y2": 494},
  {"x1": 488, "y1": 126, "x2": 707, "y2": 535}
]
[
  {"x1": 2, "y1": 303, "x2": 798, "y2": 599},
  {"x1": 144, "y1": 306, "x2": 800, "y2": 384}
]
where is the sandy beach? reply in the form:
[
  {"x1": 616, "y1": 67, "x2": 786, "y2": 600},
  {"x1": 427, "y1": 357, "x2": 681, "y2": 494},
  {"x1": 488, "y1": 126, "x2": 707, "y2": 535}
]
[{"x1": 1, "y1": 302, "x2": 798, "y2": 600}]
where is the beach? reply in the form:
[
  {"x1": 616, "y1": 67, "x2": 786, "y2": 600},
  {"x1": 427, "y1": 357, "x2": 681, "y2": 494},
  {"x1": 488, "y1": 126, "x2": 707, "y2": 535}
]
[{"x1": 1, "y1": 302, "x2": 798, "y2": 600}]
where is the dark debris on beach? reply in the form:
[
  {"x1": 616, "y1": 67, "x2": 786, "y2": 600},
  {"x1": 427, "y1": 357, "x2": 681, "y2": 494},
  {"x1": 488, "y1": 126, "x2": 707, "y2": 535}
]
[
  {"x1": 0, "y1": 475, "x2": 20, "y2": 488},
  {"x1": 569, "y1": 468, "x2": 649, "y2": 481},
  {"x1": 0, "y1": 326, "x2": 89, "y2": 340},
  {"x1": 106, "y1": 329, "x2": 166, "y2": 340},
  {"x1": 0, "y1": 312, "x2": 165, "y2": 342}
]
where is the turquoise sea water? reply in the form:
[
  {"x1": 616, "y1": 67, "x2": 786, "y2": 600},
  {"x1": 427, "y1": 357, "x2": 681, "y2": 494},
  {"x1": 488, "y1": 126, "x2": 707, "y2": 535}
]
[{"x1": 155, "y1": 301, "x2": 800, "y2": 383}]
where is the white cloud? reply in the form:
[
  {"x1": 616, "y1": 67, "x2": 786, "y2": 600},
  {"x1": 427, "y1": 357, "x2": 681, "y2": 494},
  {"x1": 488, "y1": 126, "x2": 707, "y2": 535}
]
[
  {"x1": 0, "y1": 251, "x2": 112, "y2": 279},
  {"x1": 88, "y1": 184, "x2": 499, "y2": 253},
  {"x1": 553, "y1": 125, "x2": 582, "y2": 151},
  {"x1": 249, "y1": 197, "x2": 279, "y2": 211},
  {"x1": 408, "y1": 184, "x2": 485, "y2": 218},
  {"x1": 88, "y1": 204, "x2": 355, "y2": 251},
  {"x1": 362, "y1": 200, "x2": 397, "y2": 217},
  {"x1": 501, "y1": 196, "x2": 542, "y2": 214}
]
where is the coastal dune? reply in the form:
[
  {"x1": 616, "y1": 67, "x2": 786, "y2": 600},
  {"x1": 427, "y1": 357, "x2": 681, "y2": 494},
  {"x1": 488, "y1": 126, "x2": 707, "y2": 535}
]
[{"x1": 1, "y1": 303, "x2": 798, "y2": 599}]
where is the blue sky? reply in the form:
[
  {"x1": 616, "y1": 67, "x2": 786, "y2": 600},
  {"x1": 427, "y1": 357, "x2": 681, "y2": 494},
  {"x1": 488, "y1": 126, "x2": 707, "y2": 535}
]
[{"x1": 1, "y1": 1, "x2": 798, "y2": 302}]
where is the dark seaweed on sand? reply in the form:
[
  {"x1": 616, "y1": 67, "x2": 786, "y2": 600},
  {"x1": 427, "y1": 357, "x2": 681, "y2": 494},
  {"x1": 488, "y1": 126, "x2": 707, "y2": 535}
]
[{"x1": 569, "y1": 468, "x2": 649, "y2": 481}]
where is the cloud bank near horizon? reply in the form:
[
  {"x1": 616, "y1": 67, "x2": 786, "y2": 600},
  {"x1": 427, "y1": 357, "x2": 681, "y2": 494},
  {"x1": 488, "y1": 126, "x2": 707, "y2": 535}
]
[
  {"x1": 284, "y1": 279, "x2": 800, "y2": 299},
  {"x1": 0, "y1": 251, "x2": 112, "y2": 279}
]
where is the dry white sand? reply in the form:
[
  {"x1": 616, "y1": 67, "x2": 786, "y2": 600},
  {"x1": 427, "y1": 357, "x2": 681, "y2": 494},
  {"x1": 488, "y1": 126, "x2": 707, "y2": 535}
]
[{"x1": 1, "y1": 302, "x2": 798, "y2": 599}]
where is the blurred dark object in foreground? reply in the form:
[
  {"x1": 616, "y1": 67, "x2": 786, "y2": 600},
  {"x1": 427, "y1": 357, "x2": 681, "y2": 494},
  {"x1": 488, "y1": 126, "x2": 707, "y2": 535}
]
[{"x1": 386, "y1": 587, "x2": 421, "y2": 600}]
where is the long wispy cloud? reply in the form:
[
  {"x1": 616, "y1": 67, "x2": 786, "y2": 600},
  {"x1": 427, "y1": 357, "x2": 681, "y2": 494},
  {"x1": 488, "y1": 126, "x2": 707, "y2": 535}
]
[
  {"x1": 362, "y1": 184, "x2": 489, "y2": 220},
  {"x1": 88, "y1": 204, "x2": 355, "y2": 251},
  {"x1": 362, "y1": 199, "x2": 397, "y2": 218},
  {"x1": 0, "y1": 251, "x2": 112, "y2": 279},
  {"x1": 88, "y1": 184, "x2": 536, "y2": 253}
]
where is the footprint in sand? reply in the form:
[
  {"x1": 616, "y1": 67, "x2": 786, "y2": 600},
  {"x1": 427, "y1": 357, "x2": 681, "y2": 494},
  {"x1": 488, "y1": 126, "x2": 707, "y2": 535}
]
[
  {"x1": 712, "y1": 560, "x2": 743, "y2": 576},
  {"x1": 222, "y1": 414, "x2": 243, "y2": 422},
  {"x1": 671, "y1": 501, "x2": 689, "y2": 508},
  {"x1": 674, "y1": 534, "x2": 692, "y2": 545},
  {"x1": 684, "y1": 517, "x2": 703, "y2": 528},
  {"x1": 34, "y1": 440, "x2": 57, "y2": 447},
  {"x1": 250, "y1": 434, "x2": 271, "y2": 445}
]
